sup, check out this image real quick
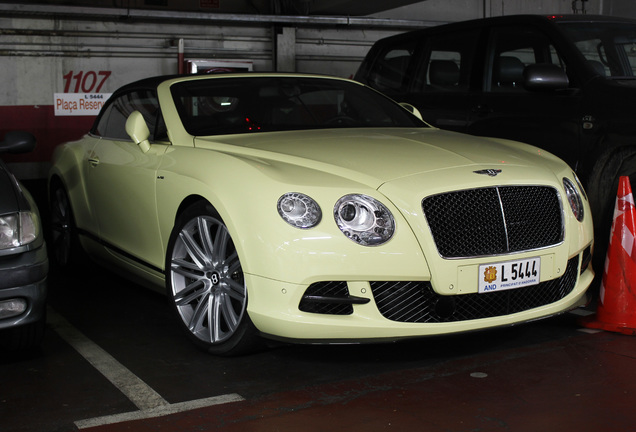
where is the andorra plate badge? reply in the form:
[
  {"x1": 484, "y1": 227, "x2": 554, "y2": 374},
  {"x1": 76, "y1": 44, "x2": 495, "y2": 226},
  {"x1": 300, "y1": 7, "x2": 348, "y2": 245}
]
[
  {"x1": 478, "y1": 257, "x2": 541, "y2": 293},
  {"x1": 483, "y1": 266, "x2": 497, "y2": 284}
]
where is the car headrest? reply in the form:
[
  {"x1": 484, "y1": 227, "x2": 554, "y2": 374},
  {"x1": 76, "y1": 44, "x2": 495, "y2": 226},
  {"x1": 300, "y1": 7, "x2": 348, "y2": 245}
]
[{"x1": 429, "y1": 60, "x2": 460, "y2": 87}]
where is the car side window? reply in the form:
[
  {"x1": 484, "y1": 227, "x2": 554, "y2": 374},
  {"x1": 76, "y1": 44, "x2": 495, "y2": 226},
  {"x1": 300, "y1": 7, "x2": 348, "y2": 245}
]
[
  {"x1": 572, "y1": 38, "x2": 611, "y2": 76},
  {"x1": 94, "y1": 90, "x2": 162, "y2": 141},
  {"x1": 487, "y1": 26, "x2": 566, "y2": 92},
  {"x1": 366, "y1": 40, "x2": 417, "y2": 93},
  {"x1": 419, "y1": 30, "x2": 479, "y2": 92}
]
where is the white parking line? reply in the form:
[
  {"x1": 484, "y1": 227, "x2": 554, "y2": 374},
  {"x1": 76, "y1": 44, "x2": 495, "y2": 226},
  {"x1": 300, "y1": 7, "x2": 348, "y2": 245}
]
[
  {"x1": 74, "y1": 394, "x2": 245, "y2": 429},
  {"x1": 47, "y1": 306, "x2": 169, "y2": 410},
  {"x1": 47, "y1": 306, "x2": 245, "y2": 429}
]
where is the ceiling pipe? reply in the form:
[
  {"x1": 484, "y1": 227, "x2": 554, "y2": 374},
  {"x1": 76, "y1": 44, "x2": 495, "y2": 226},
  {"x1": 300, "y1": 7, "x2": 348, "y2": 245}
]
[{"x1": 0, "y1": 3, "x2": 444, "y2": 30}]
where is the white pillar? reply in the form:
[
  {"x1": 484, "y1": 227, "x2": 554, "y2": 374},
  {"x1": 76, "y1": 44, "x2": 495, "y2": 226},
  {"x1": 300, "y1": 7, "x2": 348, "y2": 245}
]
[{"x1": 275, "y1": 26, "x2": 296, "y2": 72}]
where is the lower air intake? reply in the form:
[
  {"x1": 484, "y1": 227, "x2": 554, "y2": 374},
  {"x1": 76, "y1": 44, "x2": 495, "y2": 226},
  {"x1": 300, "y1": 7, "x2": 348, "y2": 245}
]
[{"x1": 370, "y1": 256, "x2": 578, "y2": 323}]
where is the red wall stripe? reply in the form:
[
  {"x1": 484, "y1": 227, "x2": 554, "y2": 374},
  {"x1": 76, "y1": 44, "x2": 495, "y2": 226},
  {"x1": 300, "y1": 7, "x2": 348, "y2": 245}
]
[{"x1": 1, "y1": 105, "x2": 95, "y2": 163}]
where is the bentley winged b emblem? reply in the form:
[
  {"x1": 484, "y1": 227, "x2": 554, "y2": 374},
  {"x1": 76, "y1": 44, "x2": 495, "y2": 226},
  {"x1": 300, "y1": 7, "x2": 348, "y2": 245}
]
[{"x1": 473, "y1": 169, "x2": 502, "y2": 177}]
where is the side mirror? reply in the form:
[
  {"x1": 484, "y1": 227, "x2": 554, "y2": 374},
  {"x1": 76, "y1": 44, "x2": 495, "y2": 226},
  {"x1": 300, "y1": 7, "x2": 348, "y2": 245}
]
[
  {"x1": 125, "y1": 111, "x2": 151, "y2": 153},
  {"x1": 0, "y1": 131, "x2": 36, "y2": 154},
  {"x1": 399, "y1": 102, "x2": 423, "y2": 121},
  {"x1": 523, "y1": 64, "x2": 569, "y2": 91}
]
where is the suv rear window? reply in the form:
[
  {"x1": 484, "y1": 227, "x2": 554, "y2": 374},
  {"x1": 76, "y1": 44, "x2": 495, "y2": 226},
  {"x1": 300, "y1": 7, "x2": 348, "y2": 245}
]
[
  {"x1": 365, "y1": 40, "x2": 417, "y2": 93},
  {"x1": 558, "y1": 22, "x2": 636, "y2": 78},
  {"x1": 419, "y1": 29, "x2": 479, "y2": 92}
]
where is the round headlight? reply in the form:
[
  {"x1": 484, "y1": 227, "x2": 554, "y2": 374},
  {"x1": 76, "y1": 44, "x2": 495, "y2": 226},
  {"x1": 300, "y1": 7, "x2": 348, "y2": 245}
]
[
  {"x1": 334, "y1": 194, "x2": 395, "y2": 246},
  {"x1": 277, "y1": 193, "x2": 322, "y2": 229},
  {"x1": 563, "y1": 178, "x2": 584, "y2": 222}
]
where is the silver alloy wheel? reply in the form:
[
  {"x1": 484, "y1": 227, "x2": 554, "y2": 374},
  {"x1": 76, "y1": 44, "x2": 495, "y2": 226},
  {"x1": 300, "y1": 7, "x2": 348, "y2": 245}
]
[
  {"x1": 49, "y1": 184, "x2": 73, "y2": 267},
  {"x1": 169, "y1": 214, "x2": 247, "y2": 345}
]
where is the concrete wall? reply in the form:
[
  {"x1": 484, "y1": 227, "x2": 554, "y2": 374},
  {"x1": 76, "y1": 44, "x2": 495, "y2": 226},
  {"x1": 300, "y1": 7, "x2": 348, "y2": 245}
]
[
  {"x1": 373, "y1": 0, "x2": 636, "y2": 20},
  {"x1": 603, "y1": 0, "x2": 636, "y2": 17}
]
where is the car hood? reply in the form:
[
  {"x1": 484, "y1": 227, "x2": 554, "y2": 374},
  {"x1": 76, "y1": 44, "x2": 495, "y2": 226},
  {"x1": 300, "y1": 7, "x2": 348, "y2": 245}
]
[{"x1": 194, "y1": 128, "x2": 564, "y2": 188}]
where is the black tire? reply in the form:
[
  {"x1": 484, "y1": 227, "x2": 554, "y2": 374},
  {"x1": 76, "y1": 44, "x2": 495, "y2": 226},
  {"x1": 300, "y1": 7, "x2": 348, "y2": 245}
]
[
  {"x1": 165, "y1": 202, "x2": 261, "y2": 356},
  {"x1": 49, "y1": 180, "x2": 82, "y2": 268}
]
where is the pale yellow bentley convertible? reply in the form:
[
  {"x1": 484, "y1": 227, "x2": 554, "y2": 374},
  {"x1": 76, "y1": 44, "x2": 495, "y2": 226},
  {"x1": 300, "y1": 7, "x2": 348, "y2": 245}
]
[{"x1": 48, "y1": 73, "x2": 594, "y2": 355}]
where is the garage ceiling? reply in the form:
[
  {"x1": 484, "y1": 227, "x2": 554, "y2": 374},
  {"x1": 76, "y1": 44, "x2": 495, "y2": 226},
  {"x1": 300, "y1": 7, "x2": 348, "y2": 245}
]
[{"x1": 3, "y1": 0, "x2": 426, "y2": 16}]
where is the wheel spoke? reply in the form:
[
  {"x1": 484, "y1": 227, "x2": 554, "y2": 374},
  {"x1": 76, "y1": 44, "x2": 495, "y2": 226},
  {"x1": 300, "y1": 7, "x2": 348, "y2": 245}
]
[
  {"x1": 198, "y1": 217, "x2": 215, "y2": 265},
  {"x1": 189, "y1": 290, "x2": 211, "y2": 335},
  {"x1": 173, "y1": 279, "x2": 206, "y2": 306},
  {"x1": 213, "y1": 226, "x2": 230, "y2": 264},
  {"x1": 226, "y1": 251, "x2": 241, "y2": 273},
  {"x1": 219, "y1": 293, "x2": 240, "y2": 331},
  {"x1": 171, "y1": 258, "x2": 203, "y2": 279},
  {"x1": 226, "y1": 278, "x2": 246, "y2": 301},
  {"x1": 209, "y1": 292, "x2": 239, "y2": 342},
  {"x1": 179, "y1": 229, "x2": 207, "y2": 269},
  {"x1": 53, "y1": 188, "x2": 68, "y2": 219},
  {"x1": 211, "y1": 291, "x2": 222, "y2": 341},
  {"x1": 50, "y1": 222, "x2": 64, "y2": 232},
  {"x1": 51, "y1": 231, "x2": 68, "y2": 254}
]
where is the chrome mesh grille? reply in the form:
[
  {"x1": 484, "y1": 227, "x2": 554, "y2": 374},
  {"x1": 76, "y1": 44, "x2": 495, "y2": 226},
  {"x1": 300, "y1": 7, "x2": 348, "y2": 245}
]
[
  {"x1": 422, "y1": 186, "x2": 563, "y2": 258},
  {"x1": 370, "y1": 256, "x2": 579, "y2": 323}
]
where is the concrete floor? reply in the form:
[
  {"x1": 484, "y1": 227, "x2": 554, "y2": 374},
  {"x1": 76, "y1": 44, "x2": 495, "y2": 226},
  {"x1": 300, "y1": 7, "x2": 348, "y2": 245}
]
[{"x1": 76, "y1": 324, "x2": 636, "y2": 432}]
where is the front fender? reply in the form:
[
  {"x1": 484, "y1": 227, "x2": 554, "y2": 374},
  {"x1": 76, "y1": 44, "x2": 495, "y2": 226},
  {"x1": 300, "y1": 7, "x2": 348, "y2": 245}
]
[{"x1": 48, "y1": 136, "x2": 99, "y2": 237}]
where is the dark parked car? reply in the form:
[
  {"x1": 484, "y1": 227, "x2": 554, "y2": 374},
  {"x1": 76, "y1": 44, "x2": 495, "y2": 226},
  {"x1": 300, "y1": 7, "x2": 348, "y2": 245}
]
[
  {"x1": 355, "y1": 14, "x2": 636, "y2": 263},
  {"x1": 0, "y1": 132, "x2": 48, "y2": 350}
]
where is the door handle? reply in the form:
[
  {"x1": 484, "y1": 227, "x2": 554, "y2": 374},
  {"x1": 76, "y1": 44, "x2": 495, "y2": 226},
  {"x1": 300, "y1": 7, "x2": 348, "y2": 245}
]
[{"x1": 88, "y1": 157, "x2": 100, "y2": 167}]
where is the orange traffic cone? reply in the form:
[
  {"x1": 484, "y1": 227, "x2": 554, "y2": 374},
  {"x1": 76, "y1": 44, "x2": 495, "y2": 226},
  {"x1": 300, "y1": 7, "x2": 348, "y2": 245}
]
[{"x1": 581, "y1": 176, "x2": 636, "y2": 335}]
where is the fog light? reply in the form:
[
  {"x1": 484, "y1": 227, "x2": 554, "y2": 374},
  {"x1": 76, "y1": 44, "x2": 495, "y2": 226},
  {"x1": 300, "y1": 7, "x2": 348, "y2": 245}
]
[{"x1": 0, "y1": 299, "x2": 27, "y2": 319}]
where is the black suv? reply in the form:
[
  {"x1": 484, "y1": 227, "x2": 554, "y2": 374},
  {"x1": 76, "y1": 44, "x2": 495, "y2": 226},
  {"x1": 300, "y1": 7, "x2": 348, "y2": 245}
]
[{"x1": 355, "y1": 14, "x2": 636, "y2": 263}]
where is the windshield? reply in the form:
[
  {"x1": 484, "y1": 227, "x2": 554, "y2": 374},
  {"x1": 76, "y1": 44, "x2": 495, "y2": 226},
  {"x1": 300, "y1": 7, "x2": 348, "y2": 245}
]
[
  {"x1": 557, "y1": 21, "x2": 636, "y2": 78},
  {"x1": 171, "y1": 76, "x2": 425, "y2": 136}
]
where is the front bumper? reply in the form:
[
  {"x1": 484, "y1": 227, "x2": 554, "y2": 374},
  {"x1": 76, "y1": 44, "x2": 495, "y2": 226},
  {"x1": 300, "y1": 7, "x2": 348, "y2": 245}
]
[
  {"x1": 0, "y1": 244, "x2": 48, "y2": 330},
  {"x1": 247, "y1": 245, "x2": 594, "y2": 343}
]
